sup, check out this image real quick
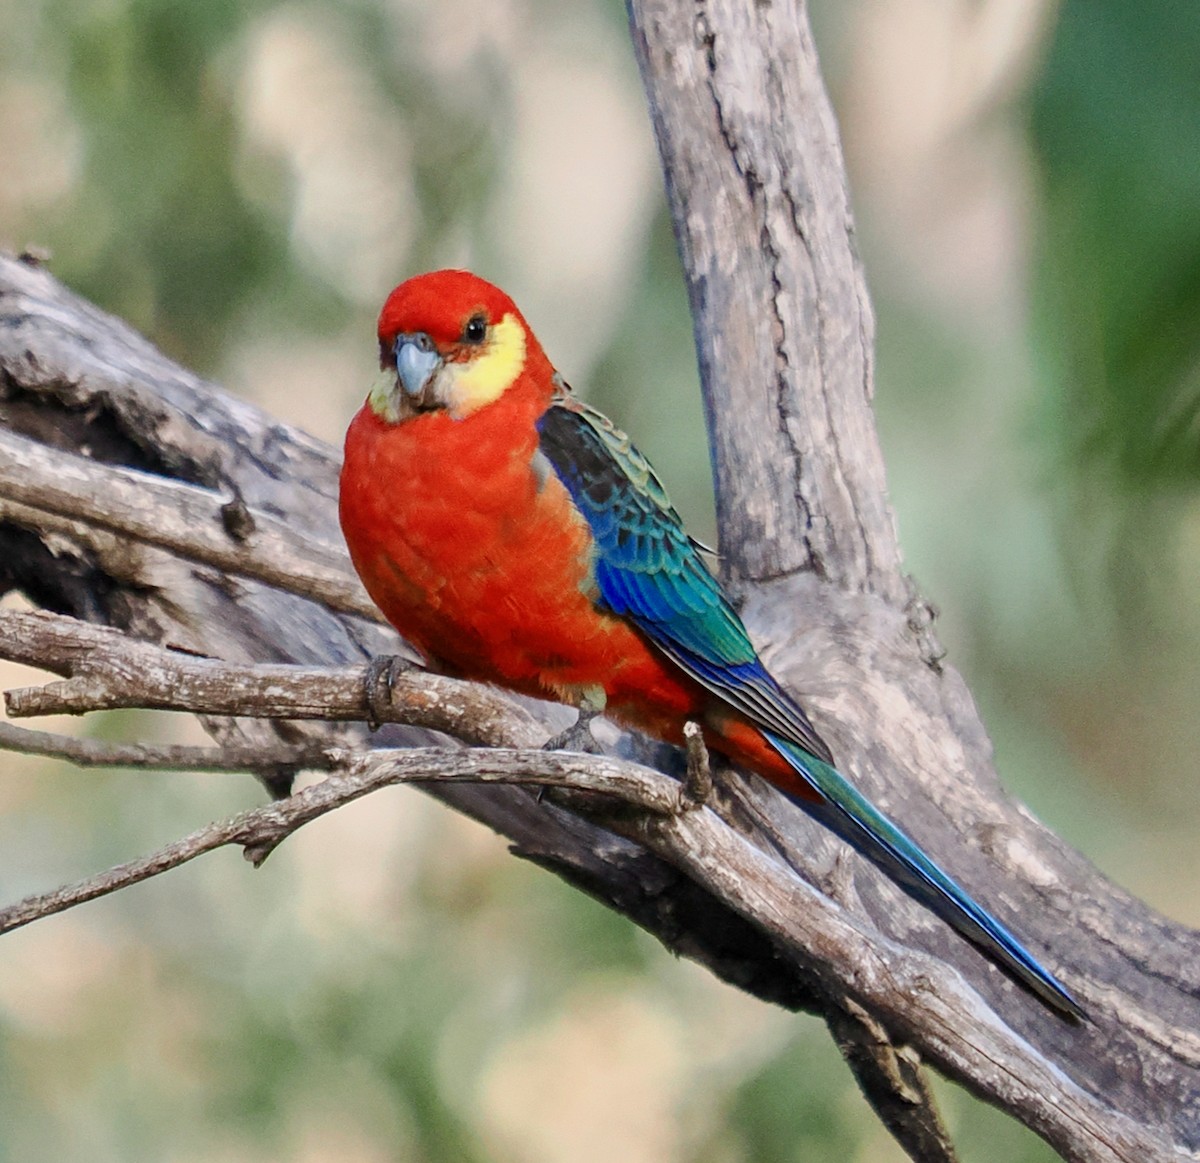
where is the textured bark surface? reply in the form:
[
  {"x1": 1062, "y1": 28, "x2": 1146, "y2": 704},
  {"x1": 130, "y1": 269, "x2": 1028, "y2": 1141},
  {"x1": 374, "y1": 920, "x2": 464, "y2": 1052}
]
[
  {"x1": 0, "y1": 1, "x2": 1196, "y2": 1159},
  {"x1": 630, "y1": 0, "x2": 901, "y2": 600}
]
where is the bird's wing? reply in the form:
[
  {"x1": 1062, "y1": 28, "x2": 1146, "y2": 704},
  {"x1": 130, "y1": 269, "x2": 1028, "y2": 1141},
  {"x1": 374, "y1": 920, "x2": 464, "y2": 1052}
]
[{"x1": 536, "y1": 392, "x2": 834, "y2": 765}]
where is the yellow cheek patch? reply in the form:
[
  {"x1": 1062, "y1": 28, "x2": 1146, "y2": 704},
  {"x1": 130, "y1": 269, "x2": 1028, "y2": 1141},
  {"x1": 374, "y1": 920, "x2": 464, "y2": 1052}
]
[
  {"x1": 445, "y1": 312, "x2": 527, "y2": 417},
  {"x1": 367, "y1": 368, "x2": 402, "y2": 422}
]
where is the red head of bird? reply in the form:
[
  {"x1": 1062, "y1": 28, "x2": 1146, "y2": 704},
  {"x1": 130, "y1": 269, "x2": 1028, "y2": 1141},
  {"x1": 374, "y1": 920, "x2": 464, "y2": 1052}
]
[{"x1": 369, "y1": 269, "x2": 555, "y2": 424}]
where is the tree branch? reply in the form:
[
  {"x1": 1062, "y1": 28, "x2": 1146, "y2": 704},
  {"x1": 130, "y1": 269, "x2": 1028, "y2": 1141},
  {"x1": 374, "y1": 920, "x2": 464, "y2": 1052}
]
[
  {"x1": 0, "y1": 745, "x2": 682, "y2": 937},
  {"x1": 0, "y1": 719, "x2": 334, "y2": 774},
  {"x1": 627, "y1": 3, "x2": 1200, "y2": 1159},
  {"x1": 0, "y1": 424, "x2": 379, "y2": 620},
  {"x1": 0, "y1": 608, "x2": 543, "y2": 747},
  {"x1": 629, "y1": 0, "x2": 903, "y2": 600}
]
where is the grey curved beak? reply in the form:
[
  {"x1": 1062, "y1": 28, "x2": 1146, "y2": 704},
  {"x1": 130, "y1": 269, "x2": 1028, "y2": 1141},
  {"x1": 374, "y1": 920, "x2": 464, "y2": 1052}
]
[{"x1": 394, "y1": 333, "x2": 441, "y2": 399}]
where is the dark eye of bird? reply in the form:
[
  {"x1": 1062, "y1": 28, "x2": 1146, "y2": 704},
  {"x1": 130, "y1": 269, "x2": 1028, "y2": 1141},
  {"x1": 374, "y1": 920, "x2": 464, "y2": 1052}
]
[{"x1": 463, "y1": 313, "x2": 487, "y2": 344}]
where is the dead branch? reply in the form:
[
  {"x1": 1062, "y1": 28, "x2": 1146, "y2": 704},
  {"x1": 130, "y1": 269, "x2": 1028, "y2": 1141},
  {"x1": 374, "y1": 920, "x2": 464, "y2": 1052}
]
[
  {"x1": 0, "y1": 424, "x2": 379, "y2": 620},
  {"x1": 0, "y1": 745, "x2": 682, "y2": 938},
  {"x1": 0, "y1": 621, "x2": 1167, "y2": 1163},
  {"x1": 628, "y1": 2, "x2": 1200, "y2": 1158},
  {"x1": 0, "y1": 719, "x2": 333, "y2": 774},
  {"x1": 0, "y1": 608, "x2": 543, "y2": 747}
]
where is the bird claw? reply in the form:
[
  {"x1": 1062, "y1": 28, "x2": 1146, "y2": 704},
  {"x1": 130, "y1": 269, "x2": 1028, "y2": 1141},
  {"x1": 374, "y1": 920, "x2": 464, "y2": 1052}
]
[
  {"x1": 364, "y1": 654, "x2": 412, "y2": 730},
  {"x1": 542, "y1": 704, "x2": 603, "y2": 755},
  {"x1": 678, "y1": 721, "x2": 712, "y2": 811}
]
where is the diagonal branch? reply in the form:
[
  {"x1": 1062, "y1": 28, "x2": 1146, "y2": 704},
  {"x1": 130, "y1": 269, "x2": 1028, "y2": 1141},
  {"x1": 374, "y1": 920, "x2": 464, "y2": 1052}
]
[
  {"x1": 627, "y1": 3, "x2": 1200, "y2": 1159},
  {"x1": 0, "y1": 631, "x2": 1166, "y2": 1162},
  {"x1": 0, "y1": 745, "x2": 682, "y2": 937},
  {"x1": 0, "y1": 425, "x2": 379, "y2": 620}
]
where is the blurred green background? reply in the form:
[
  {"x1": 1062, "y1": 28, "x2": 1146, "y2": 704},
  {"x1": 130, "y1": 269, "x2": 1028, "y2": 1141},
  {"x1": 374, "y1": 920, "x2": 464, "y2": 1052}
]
[{"x1": 1, "y1": 0, "x2": 1198, "y2": 1160}]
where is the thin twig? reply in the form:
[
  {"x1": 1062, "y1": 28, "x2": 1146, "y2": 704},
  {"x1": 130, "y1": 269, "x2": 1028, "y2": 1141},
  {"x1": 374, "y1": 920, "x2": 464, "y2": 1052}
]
[
  {"x1": 0, "y1": 746, "x2": 680, "y2": 936},
  {"x1": 0, "y1": 720, "x2": 336, "y2": 774}
]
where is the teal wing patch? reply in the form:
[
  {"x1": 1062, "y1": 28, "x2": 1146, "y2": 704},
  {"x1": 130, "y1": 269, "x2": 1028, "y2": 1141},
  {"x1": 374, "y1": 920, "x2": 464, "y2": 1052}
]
[{"x1": 536, "y1": 391, "x2": 833, "y2": 765}]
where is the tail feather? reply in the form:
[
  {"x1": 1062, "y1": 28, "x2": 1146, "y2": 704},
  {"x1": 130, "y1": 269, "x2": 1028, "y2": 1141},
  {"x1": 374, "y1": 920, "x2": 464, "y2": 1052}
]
[{"x1": 762, "y1": 731, "x2": 1083, "y2": 1020}]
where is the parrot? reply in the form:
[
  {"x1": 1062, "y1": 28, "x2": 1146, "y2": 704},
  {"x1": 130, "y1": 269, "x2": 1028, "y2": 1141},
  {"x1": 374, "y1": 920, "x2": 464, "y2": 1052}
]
[{"x1": 338, "y1": 268, "x2": 1082, "y2": 1020}]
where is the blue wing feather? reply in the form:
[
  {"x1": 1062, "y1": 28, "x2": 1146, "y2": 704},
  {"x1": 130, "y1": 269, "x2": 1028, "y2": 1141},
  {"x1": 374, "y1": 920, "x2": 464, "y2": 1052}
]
[{"x1": 536, "y1": 392, "x2": 836, "y2": 763}]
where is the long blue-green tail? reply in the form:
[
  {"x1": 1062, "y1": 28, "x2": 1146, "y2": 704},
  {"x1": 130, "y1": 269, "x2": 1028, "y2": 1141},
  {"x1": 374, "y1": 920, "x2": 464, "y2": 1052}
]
[{"x1": 763, "y1": 731, "x2": 1083, "y2": 1019}]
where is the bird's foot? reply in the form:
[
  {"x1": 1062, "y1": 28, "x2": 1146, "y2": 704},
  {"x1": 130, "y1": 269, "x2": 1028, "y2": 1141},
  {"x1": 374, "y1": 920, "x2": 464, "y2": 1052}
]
[
  {"x1": 364, "y1": 654, "x2": 412, "y2": 730},
  {"x1": 677, "y1": 721, "x2": 712, "y2": 811},
  {"x1": 543, "y1": 698, "x2": 604, "y2": 756}
]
